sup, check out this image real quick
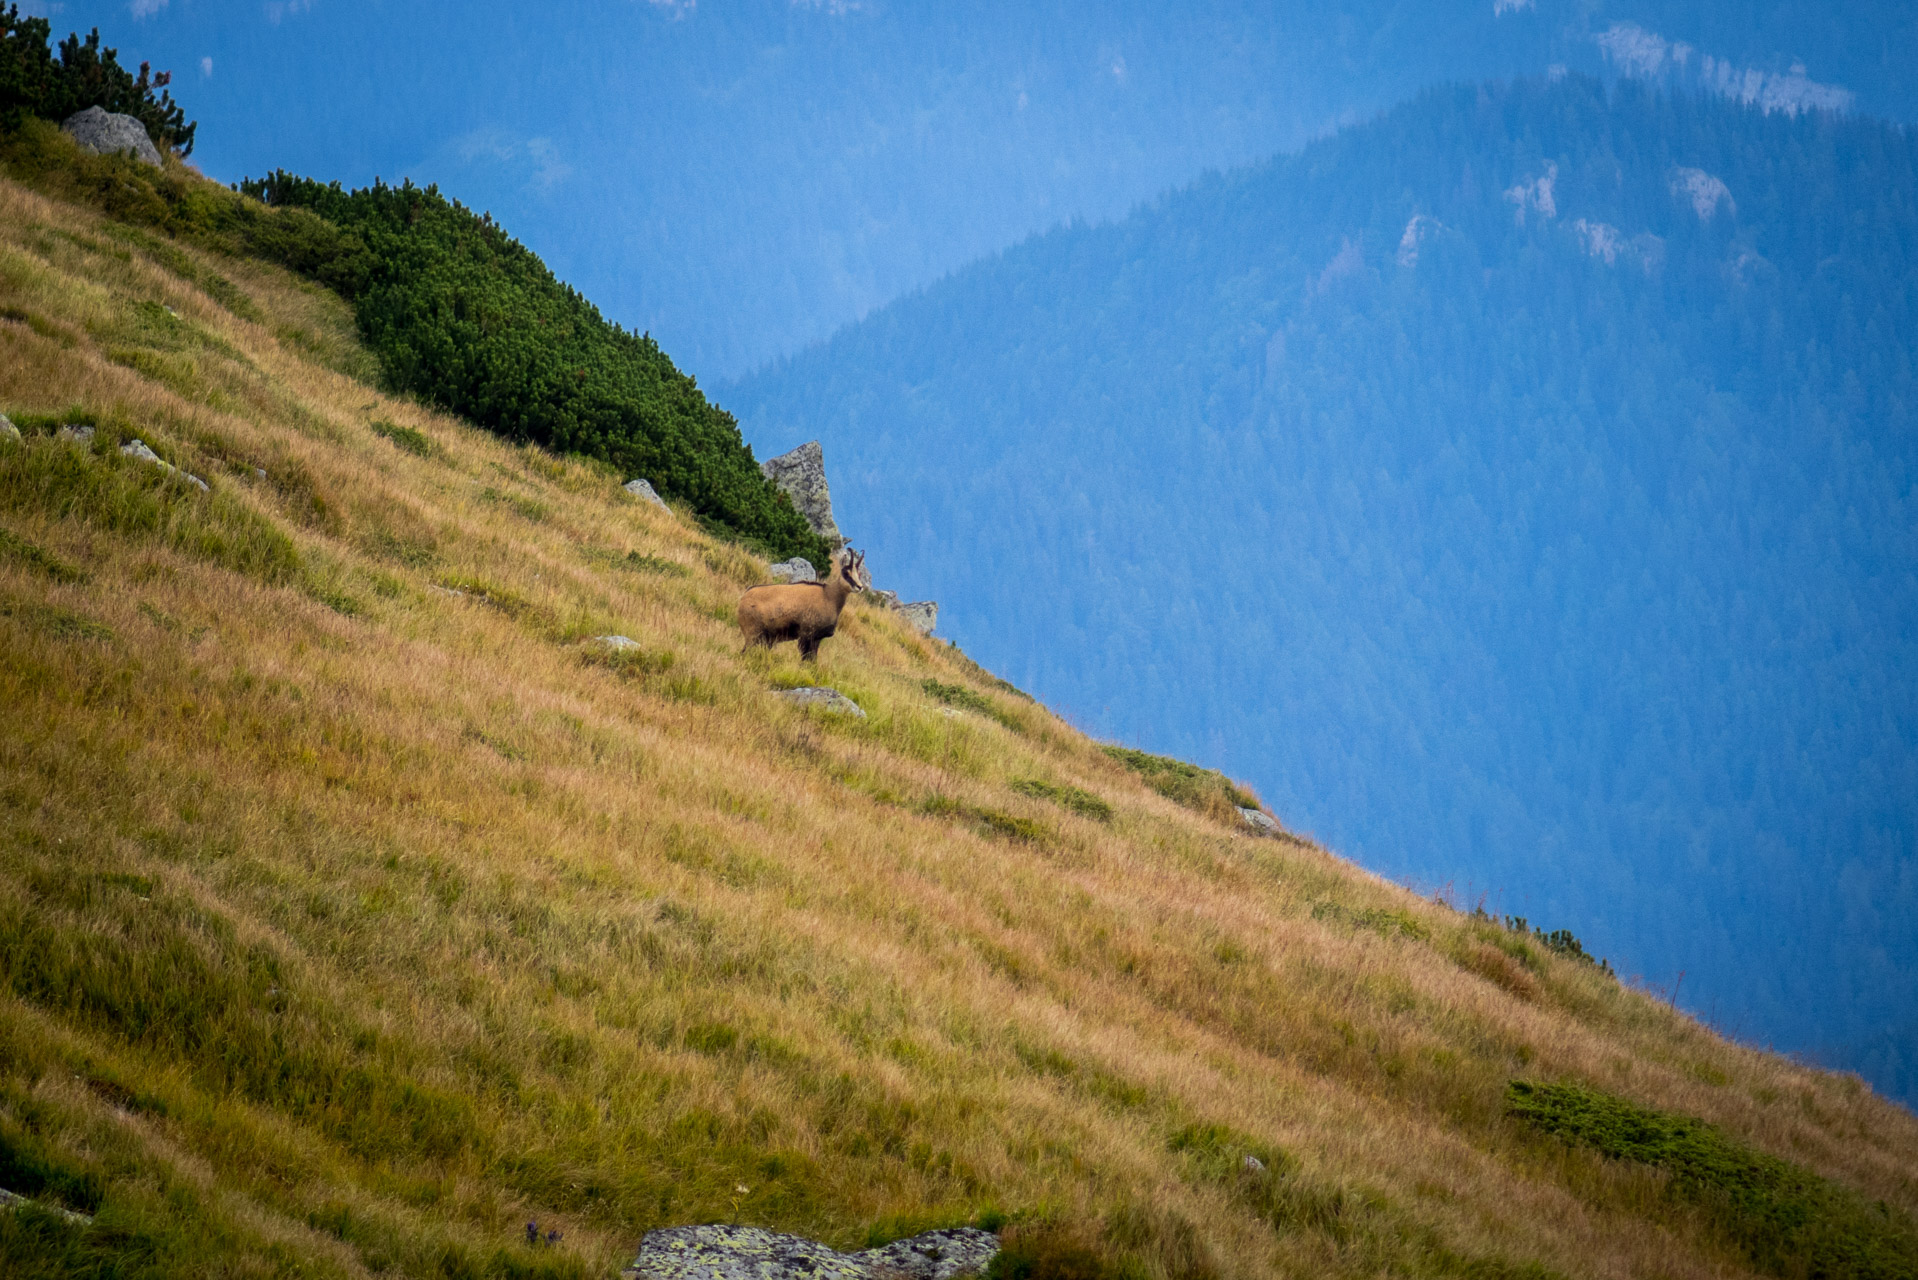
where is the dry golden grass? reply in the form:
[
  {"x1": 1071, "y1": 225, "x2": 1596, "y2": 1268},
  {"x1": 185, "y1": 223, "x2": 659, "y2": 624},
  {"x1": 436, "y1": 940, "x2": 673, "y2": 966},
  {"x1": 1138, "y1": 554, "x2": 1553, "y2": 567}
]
[{"x1": 1, "y1": 161, "x2": 1914, "y2": 1279}]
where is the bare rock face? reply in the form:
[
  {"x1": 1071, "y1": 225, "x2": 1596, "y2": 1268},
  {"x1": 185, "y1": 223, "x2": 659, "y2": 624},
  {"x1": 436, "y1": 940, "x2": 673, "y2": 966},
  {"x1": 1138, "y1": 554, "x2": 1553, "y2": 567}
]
[
  {"x1": 761, "y1": 440, "x2": 842, "y2": 547},
  {"x1": 623, "y1": 1224, "x2": 997, "y2": 1280},
  {"x1": 62, "y1": 106, "x2": 164, "y2": 167}
]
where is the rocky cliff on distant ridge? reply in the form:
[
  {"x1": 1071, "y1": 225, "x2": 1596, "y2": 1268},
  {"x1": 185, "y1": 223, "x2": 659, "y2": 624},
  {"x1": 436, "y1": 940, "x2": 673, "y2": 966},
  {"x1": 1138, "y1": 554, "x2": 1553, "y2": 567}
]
[{"x1": 761, "y1": 441, "x2": 842, "y2": 548}]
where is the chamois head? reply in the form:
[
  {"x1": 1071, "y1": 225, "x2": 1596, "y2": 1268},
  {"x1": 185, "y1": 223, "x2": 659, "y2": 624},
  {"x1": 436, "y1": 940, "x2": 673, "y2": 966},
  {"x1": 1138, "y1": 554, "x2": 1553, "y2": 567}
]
[{"x1": 836, "y1": 547, "x2": 870, "y2": 593}]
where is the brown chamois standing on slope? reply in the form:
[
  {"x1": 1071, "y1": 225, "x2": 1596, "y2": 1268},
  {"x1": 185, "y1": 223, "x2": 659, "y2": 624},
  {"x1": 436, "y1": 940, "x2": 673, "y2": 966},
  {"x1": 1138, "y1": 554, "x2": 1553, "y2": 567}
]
[{"x1": 737, "y1": 548, "x2": 870, "y2": 661}]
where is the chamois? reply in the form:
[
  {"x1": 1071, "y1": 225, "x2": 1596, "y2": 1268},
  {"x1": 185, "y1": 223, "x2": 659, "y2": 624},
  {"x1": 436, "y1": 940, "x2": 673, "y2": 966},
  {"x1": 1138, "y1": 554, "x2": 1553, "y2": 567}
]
[{"x1": 737, "y1": 548, "x2": 870, "y2": 661}]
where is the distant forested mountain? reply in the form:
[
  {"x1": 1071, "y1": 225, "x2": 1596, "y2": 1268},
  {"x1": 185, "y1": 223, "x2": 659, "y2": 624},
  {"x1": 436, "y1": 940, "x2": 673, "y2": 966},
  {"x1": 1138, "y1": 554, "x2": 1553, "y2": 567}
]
[
  {"x1": 727, "y1": 77, "x2": 1918, "y2": 1098},
  {"x1": 45, "y1": 0, "x2": 1918, "y2": 377}
]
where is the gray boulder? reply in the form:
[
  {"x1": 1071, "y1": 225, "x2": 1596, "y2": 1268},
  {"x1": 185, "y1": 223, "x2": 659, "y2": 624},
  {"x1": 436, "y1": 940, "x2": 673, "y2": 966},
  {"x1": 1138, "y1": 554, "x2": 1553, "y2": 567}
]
[
  {"x1": 62, "y1": 106, "x2": 164, "y2": 167},
  {"x1": 623, "y1": 1224, "x2": 996, "y2": 1280},
  {"x1": 760, "y1": 440, "x2": 843, "y2": 547},
  {"x1": 0, "y1": 414, "x2": 19, "y2": 443},
  {"x1": 55, "y1": 423, "x2": 95, "y2": 446},
  {"x1": 624, "y1": 478, "x2": 670, "y2": 510},
  {"x1": 1239, "y1": 807, "x2": 1280, "y2": 835},
  {"x1": 898, "y1": 601, "x2": 939, "y2": 634},
  {"x1": 596, "y1": 635, "x2": 642, "y2": 650},
  {"x1": 767, "y1": 557, "x2": 817, "y2": 583},
  {"x1": 121, "y1": 438, "x2": 209, "y2": 491},
  {"x1": 777, "y1": 686, "x2": 865, "y2": 718}
]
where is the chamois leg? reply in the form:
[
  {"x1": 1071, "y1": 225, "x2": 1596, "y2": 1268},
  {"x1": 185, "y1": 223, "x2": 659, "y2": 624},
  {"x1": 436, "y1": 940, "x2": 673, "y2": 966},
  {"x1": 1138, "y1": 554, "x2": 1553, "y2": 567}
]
[{"x1": 797, "y1": 636, "x2": 820, "y2": 662}]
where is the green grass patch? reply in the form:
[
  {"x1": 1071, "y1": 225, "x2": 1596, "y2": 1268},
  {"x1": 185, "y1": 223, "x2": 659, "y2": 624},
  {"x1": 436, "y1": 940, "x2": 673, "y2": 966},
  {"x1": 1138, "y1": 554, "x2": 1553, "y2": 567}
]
[
  {"x1": 1507, "y1": 1081, "x2": 1918, "y2": 1278},
  {"x1": 369, "y1": 419, "x2": 436, "y2": 458},
  {"x1": 618, "y1": 551, "x2": 691, "y2": 578},
  {"x1": 1010, "y1": 778, "x2": 1112, "y2": 822},
  {"x1": 921, "y1": 795, "x2": 1048, "y2": 844},
  {"x1": 0, "y1": 527, "x2": 85, "y2": 583},
  {"x1": 0, "y1": 597, "x2": 112, "y2": 642},
  {"x1": 0, "y1": 432, "x2": 298, "y2": 585},
  {"x1": 1100, "y1": 745, "x2": 1257, "y2": 818},
  {"x1": 923, "y1": 678, "x2": 1021, "y2": 731},
  {"x1": 1311, "y1": 900, "x2": 1430, "y2": 942}
]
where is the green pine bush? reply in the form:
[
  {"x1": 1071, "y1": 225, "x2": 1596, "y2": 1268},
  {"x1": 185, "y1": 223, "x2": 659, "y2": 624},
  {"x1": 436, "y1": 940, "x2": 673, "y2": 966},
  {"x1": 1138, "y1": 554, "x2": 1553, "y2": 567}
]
[{"x1": 0, "y1": 6, "x2": 194, "y2": 153}]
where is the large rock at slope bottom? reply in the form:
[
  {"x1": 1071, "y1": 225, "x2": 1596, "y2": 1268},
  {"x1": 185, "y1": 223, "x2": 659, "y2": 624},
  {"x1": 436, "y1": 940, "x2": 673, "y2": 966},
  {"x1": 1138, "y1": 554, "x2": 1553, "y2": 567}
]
[
  {"x1": 623, "y1": 1224, "x2": 998, "y2": 1280},
  {"x1": 61, "y1": 106, "x2": 164, "y2": 167},
  {"x1": 761, "y1": 440, "x2": 843, "y2": 547}
]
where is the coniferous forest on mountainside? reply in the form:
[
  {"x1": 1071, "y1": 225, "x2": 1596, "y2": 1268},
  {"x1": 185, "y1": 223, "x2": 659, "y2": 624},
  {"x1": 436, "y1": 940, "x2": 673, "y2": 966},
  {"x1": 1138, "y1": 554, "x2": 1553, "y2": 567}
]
[{"x1": 726, "y1": 76, "x2": 1918, "y2": 1102}]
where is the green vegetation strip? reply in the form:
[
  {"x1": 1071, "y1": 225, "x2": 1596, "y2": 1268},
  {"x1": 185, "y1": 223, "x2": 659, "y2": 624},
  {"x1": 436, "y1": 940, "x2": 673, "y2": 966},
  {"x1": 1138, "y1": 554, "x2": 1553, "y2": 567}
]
[
  {"x1": 1101, "y1": 746, "x2": 1257, "y2": 816},
  {"x1": 1009, "y1": 778, "x2": 1111, "y2": 822},
  {"x1": 1507, "y1": 1081, "x2": 1918, "y2": 1279}
]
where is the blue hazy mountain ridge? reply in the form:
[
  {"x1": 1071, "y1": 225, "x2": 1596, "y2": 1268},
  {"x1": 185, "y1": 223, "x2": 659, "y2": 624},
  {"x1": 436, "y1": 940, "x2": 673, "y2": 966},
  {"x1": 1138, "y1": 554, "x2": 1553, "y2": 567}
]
[
  {"x1": 45, "y1": 0, "x2": 1918, "y2": 378},
  {"x1": 725, "y1": 77, "x2": 1918, "y2": 1101}
]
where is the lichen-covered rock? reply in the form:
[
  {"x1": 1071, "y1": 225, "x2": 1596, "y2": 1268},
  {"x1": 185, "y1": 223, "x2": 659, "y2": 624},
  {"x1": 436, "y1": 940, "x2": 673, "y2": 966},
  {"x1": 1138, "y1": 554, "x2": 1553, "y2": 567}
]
[
  {"x1": 898, "y1": 601, "x2": 938, "y2": 634},
  {"x1": 55, "y1": 423, "x2": 94, "y2": 446},
  {"x1": 625, "y1": 478, "x2": 669, "y2": 510},
  {"x1": 622, "y1": 1224, "x2": 997, "y2": 1280},
  {"x1": 857, "y1": 1228, "x2": 999, "y2": 1279},
  {"x1": 62, "y1": 106, "x2": 164, "y2": 167},
  {"x1": 777, "y1": 686, "x2": 865, "y2": 718},
  {"x1": 760, "y1": 441, "x2": 842, "y2": 547},
  {"x1": 768, "y1": 557, "x2": 818, "y2": 584}
]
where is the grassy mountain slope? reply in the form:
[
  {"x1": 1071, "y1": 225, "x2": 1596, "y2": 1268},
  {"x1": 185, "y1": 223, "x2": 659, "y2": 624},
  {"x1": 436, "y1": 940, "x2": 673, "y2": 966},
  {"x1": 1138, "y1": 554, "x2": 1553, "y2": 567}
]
[
  {"x1": 722, "y1": 76, "x2": 1918, "y2": 1087},
  {"x1": 1, "y1": 145, "x2": 1915, "y2": 1278}
]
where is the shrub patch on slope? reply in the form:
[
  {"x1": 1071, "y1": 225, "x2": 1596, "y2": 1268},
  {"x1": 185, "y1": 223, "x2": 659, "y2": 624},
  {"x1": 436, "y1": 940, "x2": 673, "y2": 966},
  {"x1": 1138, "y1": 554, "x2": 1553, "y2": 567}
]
[{"x1": 238, "y1": 171, "x2": 829, "y2": 563}]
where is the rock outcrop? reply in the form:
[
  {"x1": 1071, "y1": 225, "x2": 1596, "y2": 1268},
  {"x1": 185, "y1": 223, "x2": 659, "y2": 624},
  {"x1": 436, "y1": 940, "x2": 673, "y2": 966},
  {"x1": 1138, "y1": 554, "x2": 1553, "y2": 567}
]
[
  {"x1": 768, "y1": 557, "x2": 818, "y2": 584},
  {"x1": 623, "y1": 1224, "x2": 997, "y2": 1280},
  {"x1": 121, "y1": 437, "x2": 209, "y2": 491},
  {"x1": 761, "y1": 441, "x2": 842, "y2": 547},
  {"x1": 1239, "y1": 807, "x2": 1279, "y2": 835},
  {"x1": 625, "y1": 478, "x2": 670, "y2": 510},
  {"x1": 62, "y1": 106, "x2": 164, "y2": 167},
  {"x1": 777, "y1": 686, "x2": 865, "y2": 718},
  {"x1": 0, "y1": 414, "x2": 19, "y2": 443}
]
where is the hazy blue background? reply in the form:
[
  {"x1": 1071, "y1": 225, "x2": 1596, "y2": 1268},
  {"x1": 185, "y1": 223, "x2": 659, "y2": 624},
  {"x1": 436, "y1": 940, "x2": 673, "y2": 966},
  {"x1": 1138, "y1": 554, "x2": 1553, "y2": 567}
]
[
  {"x1": 31, "y1": 0, "x2": 1917, "y2": 1101},
  {"x1": 26, "y1": 0, "x2": 1918, "y2": 376}
]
